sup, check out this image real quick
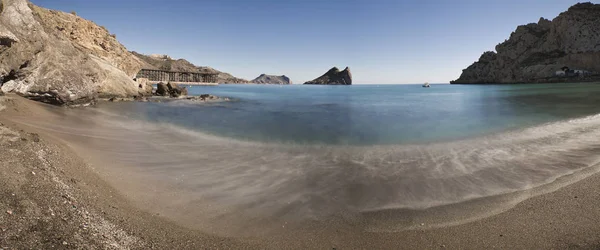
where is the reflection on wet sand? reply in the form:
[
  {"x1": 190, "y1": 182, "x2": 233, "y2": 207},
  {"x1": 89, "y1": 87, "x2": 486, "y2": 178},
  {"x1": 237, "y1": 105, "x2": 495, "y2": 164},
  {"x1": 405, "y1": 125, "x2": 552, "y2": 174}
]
[{"x1": 8, "y1": 103, "x2": 600, "y2": 237}]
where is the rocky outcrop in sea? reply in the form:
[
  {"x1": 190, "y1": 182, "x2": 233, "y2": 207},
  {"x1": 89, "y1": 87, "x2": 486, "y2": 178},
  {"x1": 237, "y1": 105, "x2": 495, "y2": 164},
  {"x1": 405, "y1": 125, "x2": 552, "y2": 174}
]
[
  {"x1": 304, "y1": 67, "x2": 352, "y2": 85},
  {"x1": 452, "y1": 2, "x2": 600, "y2": 84},
  {"x1": 155, "y1": 82, "x2": 188, "y2": 97},
  {"x1": 0, "y1": 0, "x2": 148, "y2": 105},
  {"x1": 251, "y1": 74, "x2": 291, "y2": 84}
]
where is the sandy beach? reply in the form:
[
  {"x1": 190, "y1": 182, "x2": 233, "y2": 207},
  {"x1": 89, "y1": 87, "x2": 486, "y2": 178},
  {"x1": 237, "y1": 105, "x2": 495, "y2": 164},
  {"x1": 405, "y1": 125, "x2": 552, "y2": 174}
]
[
  {"x1": 1, "y1": 94, "x2": 600, "y2": 249},
  {"x1": 0, "y1": 95, "x2": 257, "y2": 249}
]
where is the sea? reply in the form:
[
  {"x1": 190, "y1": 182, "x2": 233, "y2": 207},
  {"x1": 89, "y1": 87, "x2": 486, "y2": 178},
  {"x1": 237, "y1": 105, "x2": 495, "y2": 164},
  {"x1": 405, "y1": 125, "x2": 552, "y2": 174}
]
[
  {"x1": 18, "y1": 83, "x2": 600, "y2": 234},
  {"x1": 108, "y1": 83, "x2": 600, "y2": 145}
]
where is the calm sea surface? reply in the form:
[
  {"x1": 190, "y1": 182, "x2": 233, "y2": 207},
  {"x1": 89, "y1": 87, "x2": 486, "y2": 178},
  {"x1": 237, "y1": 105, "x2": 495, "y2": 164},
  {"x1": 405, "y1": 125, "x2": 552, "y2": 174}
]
[
  {"x1": 104, "y1": 83, "x2": 600, "y2": 145},
  {"x1": 18, "y1": 82, "x2": 600, "y2": 234}
]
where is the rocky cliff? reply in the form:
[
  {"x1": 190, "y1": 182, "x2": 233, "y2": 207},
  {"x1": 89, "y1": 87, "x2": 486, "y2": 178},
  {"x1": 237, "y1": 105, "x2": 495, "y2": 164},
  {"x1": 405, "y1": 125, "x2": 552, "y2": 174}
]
[
  {"x1": 304, "y1": 67, "x2": 352, "y2": 85},
  {"x1": 251, "y1": 74, "x2": 291, "y2": 84},
  {"x1": 452, "y1": 2, "x2": 600, "y2": 84},
  {"x1": 132, "y1": 52, "x2": 250, "y2": 84},
  {"x1": 0, "y1": 0, "x2": 147, "y2": 105}
]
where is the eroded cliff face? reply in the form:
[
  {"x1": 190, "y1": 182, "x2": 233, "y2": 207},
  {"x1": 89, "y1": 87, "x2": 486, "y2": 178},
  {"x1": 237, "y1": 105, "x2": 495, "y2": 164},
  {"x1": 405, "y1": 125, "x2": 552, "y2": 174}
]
[
  {"x1": 0, "y1": 0, "x2": 143, "y2": 105},
  {"x1": 304, "y1": 67, "x2": 352, "y2": 85},
  {"x1": 251, "y1": 74, "x2": 291, "y2": 84},
  {"x1": 32, "y1": 6, "x2": 146, "y2": 77},
  {"x1": 453, "y1": 2, "x2": 600, "y2": 84}
]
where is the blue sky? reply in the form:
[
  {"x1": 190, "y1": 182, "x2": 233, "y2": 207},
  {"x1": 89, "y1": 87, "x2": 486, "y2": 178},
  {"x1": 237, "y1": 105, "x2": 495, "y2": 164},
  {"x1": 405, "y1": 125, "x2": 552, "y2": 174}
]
[{"x1": 32, "y1": 0, "x2": 591, "y2": 84}]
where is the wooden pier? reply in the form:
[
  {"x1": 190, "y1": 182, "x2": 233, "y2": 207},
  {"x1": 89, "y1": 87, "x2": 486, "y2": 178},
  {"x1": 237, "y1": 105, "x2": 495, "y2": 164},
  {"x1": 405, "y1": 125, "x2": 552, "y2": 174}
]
[{"x1": 136, "y1": 69, "x2": 219, "y2": 85}]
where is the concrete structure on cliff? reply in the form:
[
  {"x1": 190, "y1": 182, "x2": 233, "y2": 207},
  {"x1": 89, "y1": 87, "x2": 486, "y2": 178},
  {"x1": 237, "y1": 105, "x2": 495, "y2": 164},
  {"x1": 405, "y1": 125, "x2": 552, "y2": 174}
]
[
  {"x1": 136, "y1": 69, "x2": 219, "y2": 86},
  {"x1": 555, "y1": 66, "x2": 590, "y2": 77}
]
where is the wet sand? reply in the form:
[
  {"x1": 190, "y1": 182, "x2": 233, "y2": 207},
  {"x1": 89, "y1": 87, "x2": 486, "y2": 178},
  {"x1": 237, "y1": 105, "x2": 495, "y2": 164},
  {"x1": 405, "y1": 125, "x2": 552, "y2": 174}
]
[
  {"x1": 1, "y1": 94, "x2": 600, "y2": 249},
  {"x1": 0, "y1": 95, "x2": 257, "y2": 249}
]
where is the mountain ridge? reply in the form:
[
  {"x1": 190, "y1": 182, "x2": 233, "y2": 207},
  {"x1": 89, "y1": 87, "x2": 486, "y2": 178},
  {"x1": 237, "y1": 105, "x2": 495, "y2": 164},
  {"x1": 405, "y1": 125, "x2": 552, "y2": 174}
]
[{"x1": 452, "y1": 2, "x2": 600, "y2": 84}]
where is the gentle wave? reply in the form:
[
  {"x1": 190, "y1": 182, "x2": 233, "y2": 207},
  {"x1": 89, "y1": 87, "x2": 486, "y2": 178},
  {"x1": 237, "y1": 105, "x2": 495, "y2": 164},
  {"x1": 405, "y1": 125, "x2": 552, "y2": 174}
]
[{"x1": 11, "y1": 106, "x2": 600, "y2": 234}]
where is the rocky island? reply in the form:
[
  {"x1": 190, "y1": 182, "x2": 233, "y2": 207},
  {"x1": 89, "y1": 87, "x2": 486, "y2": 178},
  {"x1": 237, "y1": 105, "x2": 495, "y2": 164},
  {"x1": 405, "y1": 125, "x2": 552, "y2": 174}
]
[
  {"x1": 304, "y1": 67, "x2": 352, "y2": 85},
  {"x1": 452, "y1": 2, "x2": 600, "y2": 84},
  {"x1": 251, "y1": 74, "x2": 292, "y2": 84}
]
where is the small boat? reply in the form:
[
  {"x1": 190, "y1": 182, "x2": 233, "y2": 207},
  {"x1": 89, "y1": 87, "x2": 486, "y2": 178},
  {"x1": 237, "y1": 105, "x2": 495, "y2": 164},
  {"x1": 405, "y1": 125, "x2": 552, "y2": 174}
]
[{"x1": 422, "y1": 82, "x2": 430, "y2": 88}]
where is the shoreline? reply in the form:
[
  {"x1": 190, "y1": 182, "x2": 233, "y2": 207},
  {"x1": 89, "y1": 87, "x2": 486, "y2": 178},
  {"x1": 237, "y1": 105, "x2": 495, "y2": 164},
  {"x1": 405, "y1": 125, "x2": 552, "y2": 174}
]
[
  {"x1": 2, "y1": 94, "x2": 600, "y2": 248},
  {"x1": 0, "y1": 95, "x2": 259, "y2": 249},
  {"x1": 450, "y1": 80, "x2": 600, "y2": 85}
]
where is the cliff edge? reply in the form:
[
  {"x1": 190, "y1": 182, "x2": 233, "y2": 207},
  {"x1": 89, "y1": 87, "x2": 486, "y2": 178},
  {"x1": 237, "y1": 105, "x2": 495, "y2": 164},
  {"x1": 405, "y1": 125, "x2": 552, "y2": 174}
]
[
  {"x1": 0, "y1": 0, "x2": 146, "y2": 105},
  {"x1": 452, "y1": 2, "x2": 600, "y2": 84}
]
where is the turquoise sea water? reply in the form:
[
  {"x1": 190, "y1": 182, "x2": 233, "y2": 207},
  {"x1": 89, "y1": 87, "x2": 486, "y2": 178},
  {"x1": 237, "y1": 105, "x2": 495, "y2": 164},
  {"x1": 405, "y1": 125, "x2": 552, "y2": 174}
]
[{"x1": 107, "y1": 83, "x2": 600, "y2": 145}]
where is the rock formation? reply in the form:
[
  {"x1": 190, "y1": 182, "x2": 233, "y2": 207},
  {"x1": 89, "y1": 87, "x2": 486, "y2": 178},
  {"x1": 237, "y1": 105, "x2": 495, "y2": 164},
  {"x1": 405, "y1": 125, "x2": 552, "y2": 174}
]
[
  {"x1": 452, "y1": 2, "x2": 600, "y2": 84},
  {"x1": 251, "y1": 74, "x2": 292, "y2": 84},
  {"x1": 155, "y1": 82, "x2": 187, "y2": 97},
  {"x1": 155, "y1": 83, "x2": 169, "y2": 97},
  {"x1": 0, "y1": 0, "x2": 147, "y2": 105},
  {"x1": 131, "y1": 52, "x2": 250, "y2": 84},
  {"x1": 304, "y1": 67, "x2": 352, "y2": 85}
]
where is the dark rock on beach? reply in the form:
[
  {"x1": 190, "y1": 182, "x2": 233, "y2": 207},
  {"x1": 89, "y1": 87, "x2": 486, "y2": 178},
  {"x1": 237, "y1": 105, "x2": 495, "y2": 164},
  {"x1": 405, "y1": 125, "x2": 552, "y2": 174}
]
[
  {"x1": 166, "y1": 82, "x2": 183, "y2": 97},
  {"x1": 156, "y1": 83, "x2": 169, "y2": 96},
  {"x1": 188, "y1": 94, "x2": 226, "y2": 101},
  {"x1": 304, "y1": 67, "x2": 352, "y2": 85},
  {"x1": 154, "y1": 82, "x2": 188, "y2": 97},
  {"x1": 146, "y1": 94, "x2": 228, "y2": 103}
]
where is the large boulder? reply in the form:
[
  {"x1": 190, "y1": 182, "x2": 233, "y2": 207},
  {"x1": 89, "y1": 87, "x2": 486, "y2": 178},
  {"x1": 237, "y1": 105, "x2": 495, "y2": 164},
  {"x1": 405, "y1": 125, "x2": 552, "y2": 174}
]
[
  {"x1": 180, "y1": 87, "x2": 188, "y2": 96},
  {"x1": 155, "y1": 82, "x2": 169, "y2": 96},
  {"x1": 304, "y1": 67, "x2": 352, "y2": 85},
  {"x1": 169, "y1": 88, "x2": 182, "y2": 98},
  {"x1": 135, "y1": 78, "x2": 153, "y2": 96},
  {"x1": 166, "y1": 82, "x2": 186, "y2": 97},
  {"x1": 153, "y1": 81, "x2": 188, "y2": 97},
  {"x1": 166, "y1": 82, "x2": 180, "y2": 92}
]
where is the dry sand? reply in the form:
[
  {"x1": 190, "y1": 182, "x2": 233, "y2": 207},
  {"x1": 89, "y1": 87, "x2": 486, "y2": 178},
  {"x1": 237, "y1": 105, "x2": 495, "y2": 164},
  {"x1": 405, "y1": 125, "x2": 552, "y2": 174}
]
[{"x1": 1, "y1": 94, "x2": 600, "y2": 249}]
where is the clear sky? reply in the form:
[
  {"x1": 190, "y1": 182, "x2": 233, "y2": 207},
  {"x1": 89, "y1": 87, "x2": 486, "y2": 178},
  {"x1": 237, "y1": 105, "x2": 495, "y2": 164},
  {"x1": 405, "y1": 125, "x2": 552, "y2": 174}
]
[{"x1": 32, "y1": 0, "x2": 591, "y2": 84}]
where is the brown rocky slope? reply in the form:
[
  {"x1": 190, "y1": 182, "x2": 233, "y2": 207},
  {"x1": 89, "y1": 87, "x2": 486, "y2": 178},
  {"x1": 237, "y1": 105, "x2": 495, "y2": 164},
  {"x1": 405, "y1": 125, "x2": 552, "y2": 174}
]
[
  {"x1": 0, "y1": 0, "x2": 148, "y2": 105},
  {"x1": 452, "y1": 2, "x2": 600, "y2": 84}
]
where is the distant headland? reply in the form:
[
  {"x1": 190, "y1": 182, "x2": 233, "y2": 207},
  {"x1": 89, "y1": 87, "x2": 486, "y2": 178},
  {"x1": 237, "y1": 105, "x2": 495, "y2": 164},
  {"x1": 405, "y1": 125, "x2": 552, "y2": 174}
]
[
  {"x1": 452, "y1": 2, "x2": 600, "y2": 84},
  {"x1": 251, "y1": 74, "x2": 292, "y2": 84}
]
